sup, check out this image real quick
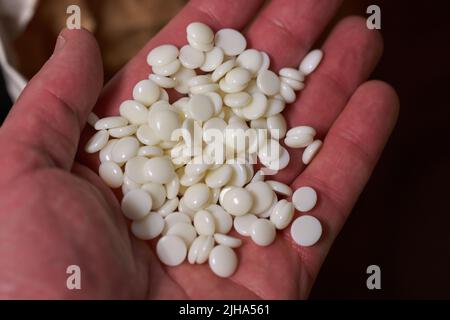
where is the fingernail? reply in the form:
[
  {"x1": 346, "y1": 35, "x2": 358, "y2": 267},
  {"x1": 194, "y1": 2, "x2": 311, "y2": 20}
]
[{"x1": 53, "y1": 34, "x2": 67, "y2": 54}]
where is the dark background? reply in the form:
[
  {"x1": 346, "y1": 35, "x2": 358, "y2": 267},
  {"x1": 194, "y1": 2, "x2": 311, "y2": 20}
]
[
  {"x1": 311, "y1": 1, "x2": 450, "y2": 299},
  {"x1": 1, "y1": 0, "x2": 449, "y2": 298},
  {"x1": 0, "y1": 72, "x2": 11, "y2": 122}
]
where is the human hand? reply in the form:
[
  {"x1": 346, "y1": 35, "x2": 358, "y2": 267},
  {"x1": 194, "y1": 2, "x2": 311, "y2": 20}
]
[{"x1": 0, "y1": 0, "x2": 398, "y2": 299}]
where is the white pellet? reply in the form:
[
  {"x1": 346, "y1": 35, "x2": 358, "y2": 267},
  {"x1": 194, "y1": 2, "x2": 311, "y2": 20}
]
[
  {"x1": 221, "y1": 187, "x2": 253, "y2": 216},
  {"x1": 225, "y1": 67, "x2": 251, "y2": 86},
  {"x1": 138, "y1": 146, "x2": 163, "y2": 158},
  {"x1": 236, "y1": 49, "x2": 262, "y2": 75},
  {"x1": 258, "y1": 51, "x2": 270, "y2": 73},
  {"x1": 250, "y1": 219, "x2": 276, "y2": 246},
  {"x1": 290, "y1": 215, "x2": 322, "y2": 246},
  {"x1": 109, "y1": 124, "x2": 138, "y2": 138},
  {"x1": 147, "y1": 44, "x2": 179, "y2": 67},
  {"x1": 214, "y1": 28, "x2": 246, "y2": 56},
  {"x1": 224, "y1": 92, "x2": 251, "y2": 109},
  {"x1": 281, "y1": 76, "x2": 304, "y2": 91},
  {"x1": 131, "y1": 212, "x2": 164, "y2": 240},
  {"x1": 99, "y1": 139, "x2": 118, "y2": 163},
  {"x1": 279, "y1": 81, "x2": 296, "y2": 104},
  {"x1": 256, "y1": 70, "x2": 280, "y2": 96},
  {"x1": 292, "y1": 186, "x2": 317, "y2": 212},
  {"x1": 233, "y1": 214, "x2": 257, "y2": 237},
  {"x1": 270, "y1": 199, "x2": 294, "y2": 230},
  {"x1": 164, "y1": 212, "x2": 191, "y2": 233},
  {"x1": 214, "y1": 233, "x2": 242, "y2": 248},
  {"x1": 99, "y1": 161, "x2": 123, "y2": 188},
  {"x1": 157, "y1": 197, "x2": 179, "y2": 217},
  {"x1": 144, "y1": 156, "x2": 175, "y2": 184},
  {"x1": 172, "y1": 67, "x2": 196, "y2": 94},
  {"x1": 122, "y1": 175, "x2": 141, "y2": 195},
  {"x1": 132, "y1": 80, "x2": 160, "y2": 106},
  {"x1": 148, "y1": 109, "x2": 180, "y2": 141},
  {"x1": 141, "y1": 183, "x2": 166, "y2": 211},
  {"x1": 187, "y1": 22, "x2": 214, "y2": 45},
  {"x1": 188, "y1": 94, "x2": 215, "y2": 121},
  {"x1": 188, "y1": 235, "x2": 214, "y2": 264},
  {"x1": 85, "y1": 129, "x2": 109, "y2": 153},
  {"x1": 123, "y1": 156, "x2": 149, "y2": 184},
  {"x1": 302, "y1": 139, "x2": 323, "y2": 165},
  {"x1": 156, "y1": 235, "x2": 187, "y2": 266},
  {"x1": 245, "y1": 182, "x2": 273, "y2": 215},
  {"x1": 136, "y1": 125, "x2": 161, "y2": 146},
  {"x1": 208, "y1": 245, "x2": 238, "y2": 277},
  {"x1": 179, "y1": 45, "x2": 205, "y2": 69},
  {"x1": 190, "y1": 83, "x2": 219, "y2": 95},
  {"x1": 267, "y1": 114, "x2": 287, "y2": 140},
  {"x1": 284, "y1": 134, "x2": 314, "y2": 149},
  {"x1": 152, "y1": 59, "x2": 181, "y2": 77},
  {"x1": 279, "y1": 67, "x2": 305, "y2": 82},
  {"x1": 211, "y1": 59, "x2": 235, "y2": 82},
  {"x1": 95, "y1": 116, "x2": 128, "y2": 130},
  {"x1": 207, "y1": 204, "x2": 233, "y2": 234},
  {"x1": 266, "y1": 180, "x2": 292, "y2": 197},
  {"x1": 205, "y1": 165, "x2": 232, "y2": 189},
  {"x1": 166, "y1": 222, "x2": 197, "y2": 246},
  {"x1": 193, "y1": 210, "x2": 215, "y2": 236},
  {"x1": 183, "y1": 183, "x2": 210, "y2": 211},
  {"x1": 149, "y1": 73, "x2": 176, "y2": 88},
  {"x1": 240, "y1": 93, "x2": 268, "y2": 120},
  {"x1": 187, "y1": 34, "x2": 214, "y2": 52},
  {"x1": 299, "y1": 49, "x2": 323, "y2": 75},
  {"x1": 111, "y1": 137, "x2": 139, "y2": 163},
  {"x1": 121, "y1": 189, "x2": 152, "y2": 220},
  {"x1": 200, "y1": 47, "x2": 224, "y2": 72}
]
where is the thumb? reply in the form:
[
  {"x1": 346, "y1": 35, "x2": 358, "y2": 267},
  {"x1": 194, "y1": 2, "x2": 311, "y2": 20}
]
[{"x1": 1, "y1": 28, "x2": 103, "y2": 170}]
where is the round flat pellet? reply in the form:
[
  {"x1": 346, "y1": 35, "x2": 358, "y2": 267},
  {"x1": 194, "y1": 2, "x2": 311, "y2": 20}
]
[
  {"x1": 233, "y1": 214, "x2": 258, "y2": 236},
  {"x1": 187, "y1": 22, "x2": 214, "y2": 44},
  {"x1": 200, "y1": 47, "x2": 224, "y2": 72},
  {"x1": 299, "y1": 49, "x2": 323, "y2": 75},
  {"x1": 121, "y1": 189, "x2": 152, "y2": 220},
  {"x1": 147, "y1": 44, "x2": 179, "y2": 67},
  {"x1": 188, "y1": 94, "x2": 215, "y2": 121},
  {"x1": 302, "y1": 140, "x2": 323, "y2": 165},
  {"x1": 156, "y1": 235, "x2": 187, "y2": 266},
  {"x1": 292, "y1": 186, "x2": 317, "y2": 212},
  {"x1": 131, "y1": 213, "x2": 164, "y2": 240},
  {"x1": 250, "y1": 219, "x2": 276, "y2": 246},
  {"x1": 208, "y1": 245, "x2": 238, "y2": 277},
  {"x1": 257, "y1": 70, "x2": 280, "y2": 96},
  {"x1": 214, "y1": 28, "x2": 247, "y2": 56},
  {"x1": 236, "y1": 49, "x2": 262, "y2": 75},
  {"x1": 152, "y1": 59, "x2": 181, "y2": 77},
  {"x1": 179, "y1": 45, "x2": 205, "y2": 69},
  {"x1": 290, "y1": 215, "x2": 322, "y2": 247},
  {"x1": 214, "y1": 234, "x2": 242, "y2": 248}
]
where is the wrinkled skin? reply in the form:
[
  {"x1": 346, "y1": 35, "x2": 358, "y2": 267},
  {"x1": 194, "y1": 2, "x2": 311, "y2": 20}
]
[{"x1": 0, "y1": 0, "x2": 398, "y2": 299}]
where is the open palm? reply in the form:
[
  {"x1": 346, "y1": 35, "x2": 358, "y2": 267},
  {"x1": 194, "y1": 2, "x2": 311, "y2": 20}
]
[{"x1": 0, "y1": 0, "x2": 398, "y2": 299}]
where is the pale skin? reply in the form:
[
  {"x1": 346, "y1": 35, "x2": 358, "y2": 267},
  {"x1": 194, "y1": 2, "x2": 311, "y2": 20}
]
[{"x1": 0, "y1": 0, "x2": 399, "y2": 299}]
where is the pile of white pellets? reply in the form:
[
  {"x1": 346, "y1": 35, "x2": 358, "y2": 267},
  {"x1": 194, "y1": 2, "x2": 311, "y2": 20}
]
[{"x1": 85, "y1": 22, "x2": 323, "y2": 278}]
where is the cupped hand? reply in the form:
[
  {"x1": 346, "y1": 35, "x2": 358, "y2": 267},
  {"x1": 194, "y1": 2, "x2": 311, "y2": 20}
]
[{"x1": 0, "y1": 0, "x2": 398, "y2": 299}]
